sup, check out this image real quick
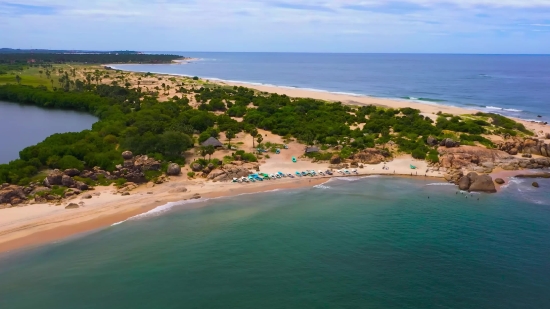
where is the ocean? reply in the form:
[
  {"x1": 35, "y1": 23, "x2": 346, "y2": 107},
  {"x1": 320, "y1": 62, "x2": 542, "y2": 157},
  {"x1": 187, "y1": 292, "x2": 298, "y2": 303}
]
[
  {"x1": 1, "y1": 177, "x2": 550, "y2": 309},
  {"x1": 114, "y1": 53, "x2": 550, "y2": 121}
]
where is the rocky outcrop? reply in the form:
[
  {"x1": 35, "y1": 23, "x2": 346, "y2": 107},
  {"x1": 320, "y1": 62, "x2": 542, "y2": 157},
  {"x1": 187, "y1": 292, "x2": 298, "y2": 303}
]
[
  {"x1": 495, "y1": 178, "x2": 505, "y2": 184},
  {"x1": 44, "y1": 169, "x2": 64, "y2": 187},
  {"x1": 207, "y1": 163, "x2": 260, "y2": 182},
  {"x1": 61, "y1": 175, "x2": 75, "y2": 187},
  {"x1": 0, "y1": 185, "x2": 26, "y2": 205},
  {"x1": 64, "y1": 168, "x2": 80, "y2": 177},
  {"x1": 330, "y1": 155, "x2": 341, "y2": 165},
  {"x1": 514, "y1": 172, "x2": 550, "y2": 179},
  {"x1": 440, "y1": 138, "x2": 460, "y2": 148},
  {"x1": 532, "y1": 182, "x2": 540, "y2": 188},
  {"x1": 496, "y1": 137, "x2": 550, "y2": 158},
  {"x1": 439, "y1": 146, "x2": 510, "y2": 171},
  {"x1": 458, "y1": 172, "x2": 496, "y2": 193},
  {"x1": 350, "y1": 148, "x2": 386, "y2": 165},
  {"x1": 166, "y1": 163, "x2": 181, "y2": 176}
]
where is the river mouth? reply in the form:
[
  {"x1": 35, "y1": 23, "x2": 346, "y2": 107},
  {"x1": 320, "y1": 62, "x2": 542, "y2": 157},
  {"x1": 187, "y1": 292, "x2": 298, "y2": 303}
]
[{"x1": 0, "y1": 101, "x2": 98, "y2": 164}]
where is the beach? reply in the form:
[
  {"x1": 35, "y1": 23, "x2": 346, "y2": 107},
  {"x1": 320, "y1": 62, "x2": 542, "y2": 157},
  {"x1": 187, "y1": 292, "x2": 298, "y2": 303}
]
[{"x1": 1, "y1": 66, "x2": 549, "y2": 255}]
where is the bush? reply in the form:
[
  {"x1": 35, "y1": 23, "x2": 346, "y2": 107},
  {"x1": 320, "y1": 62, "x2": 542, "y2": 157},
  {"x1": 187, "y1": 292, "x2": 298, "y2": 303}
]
[
  {"x1": 412, "y1": 148, "x2": 427, "y2": 160},
  {"x1": 427, "y1": 149, "x2": 439, "y2": 163},
  {"x1": 187, "y1": 171, "x2": 195, "y2": 178}
]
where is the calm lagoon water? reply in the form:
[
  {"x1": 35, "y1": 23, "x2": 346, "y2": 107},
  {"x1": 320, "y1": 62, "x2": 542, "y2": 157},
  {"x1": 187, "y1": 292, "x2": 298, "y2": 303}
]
[
  {"x1": 1, "y1": 177, "x2": 549, "y2": 309},
  {"x1": 0, "y1": 101, "x2": 98, "y2": 164}
]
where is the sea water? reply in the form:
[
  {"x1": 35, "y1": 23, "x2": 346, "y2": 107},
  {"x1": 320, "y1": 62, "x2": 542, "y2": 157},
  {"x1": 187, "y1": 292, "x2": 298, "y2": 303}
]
[
  {"x1": 114, "y1": 53, "x2": 550, "y2": 121},
  {"x1": 1, "y1": 177, "x2": 549, "y2": 309}
]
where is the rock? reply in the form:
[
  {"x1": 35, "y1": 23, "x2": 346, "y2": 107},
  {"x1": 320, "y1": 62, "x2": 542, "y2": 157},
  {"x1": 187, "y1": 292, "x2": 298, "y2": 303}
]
[
  {"x1": 147, "y1": 192, "x2": 153, "y2": 194},
  {"x1": 64, "y1": 191, "x2": 75, "y2": 198},
  {"x1": 166, "y1": 163, "x2": 182, "y2": 176},
  {"x1": 532, "y1": 182, "x2": 540, "y2": 188},
  {"x1": 75, "y1": 181, "x2": 89, "y2": 191},
  {"x1": 0, "y1": 185, "x2": 26, "y2": 204},
  {"x1": 122, "y1": 150, "x2": 133, "y2": 160},
  {"x1": 191, "y1": 193, "x2": 201, "y2": 199},
  {"x1": 31, "y1": 186, "x2": 51, "y2": 195},
  {"x1": 81, "y1": 193, "x2": 92, "y2": 199},
  {"x1": 61, "y1": 175, "x2": 75, "y2": 187},
  {"x1": 458, "y1": 176, "x2": 471, "y2": 190},
  {"x1": 495, "y1": 178, "x2": 505, "y2": 184},
  {"x1": 65, "y1": 203, "x2": 79, "y2": 209},
  {"x1": 34, "y1": 196, "x2": 47, "y2": 203},
  {"x1": 509, "y1": 148, "x2": 518, "y2": 155},
  {"x1": 134, "y1": 155, "x2": 161, "y2": 171},
  {"x1": 44, "y1": 169, "x2": 64, "y2": 187},
  {"x1": 123, "y1": 160, "x2": 134, "y2": 168},
  {"x1": 64, "y1": 168, "x2": 80, "y2": 177},
  {"x1": 351, "y1": 149, "x2": 386, "y2": 165},
  {"x1": 1, "y1": 183, "x2": 9, "y2": 188},
  {"x1": 330, "y1": 155, "x2": 341, "y2": 164},
  {"x1": 427, "y1": 136, "x2": 438, "y2": 146},
  {"x1": 191, "y1": 163, "x2": 203, "y2": 172},
  {"x1": 80, "y1": 170, "x2": 95, "y2": 179},
  {"x1": 439, "y1": 146, "x2": 510, "y2": 170},
  {"x1": 147, "y1": 182, "x2": 155, "y2": 188},
  {"x1": 122, "y1": 192, "x2": 130, "y2": 196},
  {"x1": 469, "y1": 174, "x2": 497, "y2": 193},
  {"x1": 168, "y1": 186, "x2": 188, "y2": 193}
]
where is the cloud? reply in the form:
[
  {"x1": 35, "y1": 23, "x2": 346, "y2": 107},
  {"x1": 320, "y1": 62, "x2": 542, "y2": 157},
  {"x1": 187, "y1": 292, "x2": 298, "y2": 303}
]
[
  {"x1": 267, "y1": 1, "x2": 335, "y2": 12},
  {"x1": 0, "y1": 1, "x2": 57, "y2": 15}
]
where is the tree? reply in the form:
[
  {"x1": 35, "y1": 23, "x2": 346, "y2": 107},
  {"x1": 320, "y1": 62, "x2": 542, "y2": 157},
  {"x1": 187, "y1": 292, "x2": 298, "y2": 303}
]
[
  {"x1": 226, "y1": 130, "x2": 236, "y2": 148},
  {"x1": 256, "y1": 134, "x2": 263, "y2": 148},
  {"x1": 205, "y1": 145, "x2": 215, "y2": 161},
  {"x1": 15, "y1": 75, "x2": 21, "y2": 85},
  {"x1": 250, "y1": 129, "x2": 258, "y2": 148},
  {"x1": 199, "y1": 146, "x2": 208, "y2": 160},
  {"x1": 159, "y1": 131, "x2": 193, "y2": 157}
]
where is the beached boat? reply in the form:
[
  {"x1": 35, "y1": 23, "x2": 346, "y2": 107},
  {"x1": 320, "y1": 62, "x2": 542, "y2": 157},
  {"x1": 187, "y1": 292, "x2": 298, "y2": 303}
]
[
  {"x1": 301, "y1": 171, "x2": 307, "y2": 176},
  {"x1": 292, "y1": 157, "x2": 297, "y2": 163},
  {"x1": 318, "y1": 170, "x2": 325, "y2": 176},
  {"x1": 277, "y1": 171, "x2": 285, "y2": 177}
]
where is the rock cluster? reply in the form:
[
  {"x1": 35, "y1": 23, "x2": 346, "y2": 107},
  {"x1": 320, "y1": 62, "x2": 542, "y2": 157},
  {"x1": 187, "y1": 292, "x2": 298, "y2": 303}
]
[
  {"x1": 0, "y1": 184, "x2": 26, "y2": 206},
  {"x1": 207, "y1": 162, "x2": 260, "y2": 182},
  {"x1": 348, "y1": 148, "x2": 388, "y2": 165},
  {"x1": 496, "y1": 138, "x2": 550, "y2": 158},
  {"x1": 458, "y1": 172, "x2": 497, "y2": 193},
  {"x1": 440, "y1": 138, "x2": 460, "y2": 148}
]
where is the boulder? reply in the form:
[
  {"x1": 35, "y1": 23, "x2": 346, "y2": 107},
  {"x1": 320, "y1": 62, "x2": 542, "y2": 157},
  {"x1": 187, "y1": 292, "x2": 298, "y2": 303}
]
[
  {"x1": 31, "y1": 186, "x2": 51, "y2": 195},
  {"x1": 61, "y1": 175, "x2": 75, "y2": 187},
  {"x1": 75, "y1": 181, "x2": 89, "y2": 191},
  {"x1": 123, "y1": 160, "x2": 134, "y2": 168},
  {"x1": 495, "y1": 178, "x2": 505, "y2": 184},
  {"x1": 468, "y1": 174, "x2": 497, "y2": 193},
  {"x1": 80, "y1": 170, "x2": 95, "y2": 179},
  {"x1": 166, "y1": 163, "x2": 182, "y2": 176},
  {"x1": 44, "y1": 169, "x2": 64, "y2": 187},
  {"x1": 64, "y1": 168, "x2": 80, "y2": 177},
  {"x1": 458, "y1": 176, "x2": 471, "y2": 190},
  {"x1": 65, "y1": 203, "x2": 79, "y2": 209},
  {"x1": 81, "y1": 193, "x2": 92, "y2": 199},
  {"x1": 427, "y1": 136, "x2": 438, "y2": 146},
  {"x1": 122, "y1": 151, "x2": 133, "y2": 160},
  {"x1": 532, "y1": 182, "x2": 540, "y2": 188},
  {"x1": 122, "y1": 192, "x2": 130, "y2": 196},
  {"x1": 191, "y1": 193, "x2": 201, "y2": 199},
  {"x1": 330, "y1": 155, "x2": 341, "y2": 165},
  {"x1": 191, "y1": 163, "x2": 203, "y2": 172},
  {"x1": 0, "y1": 185, "x2": 26, "y2": 204}
]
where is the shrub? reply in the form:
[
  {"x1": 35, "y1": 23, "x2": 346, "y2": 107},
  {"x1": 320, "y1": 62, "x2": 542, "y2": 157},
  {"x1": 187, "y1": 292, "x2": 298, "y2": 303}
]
[
  {"x1": 187, "y1": 171, "x2": 195, "y2": 178},
  {"x1": 412, "y1": 148, "x2": 427, "y2": 160}
]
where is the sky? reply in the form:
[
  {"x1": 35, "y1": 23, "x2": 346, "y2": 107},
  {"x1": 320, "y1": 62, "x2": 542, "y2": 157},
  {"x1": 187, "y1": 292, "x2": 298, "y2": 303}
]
[{"x1": 1, "y1": 0, "x2": 549, "y2": 53}]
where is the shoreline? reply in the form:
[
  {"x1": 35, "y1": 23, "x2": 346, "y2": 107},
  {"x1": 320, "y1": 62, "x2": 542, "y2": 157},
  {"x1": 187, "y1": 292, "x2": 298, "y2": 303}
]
[
  {"x1": 109, "y1": 63, "x2": 549, "y2": 126},
  {"x1": 0, "y1": 168, "x2": 446, "y2": 255}
]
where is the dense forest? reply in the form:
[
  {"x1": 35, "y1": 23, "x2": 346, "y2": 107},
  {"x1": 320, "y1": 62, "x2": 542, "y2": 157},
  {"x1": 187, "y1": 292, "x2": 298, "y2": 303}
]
[
  {"x1": 0, "y1": 72, "x2": 531, "y2": 185},
  {"x1": 0, "y1": 53, "x2": 182, "y2": 65}
]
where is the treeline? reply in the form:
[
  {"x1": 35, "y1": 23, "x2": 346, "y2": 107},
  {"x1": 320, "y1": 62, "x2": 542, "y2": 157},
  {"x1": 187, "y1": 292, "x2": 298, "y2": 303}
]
[{"x1": 0, "y1": 53, "x2": 182, "y2": 64}]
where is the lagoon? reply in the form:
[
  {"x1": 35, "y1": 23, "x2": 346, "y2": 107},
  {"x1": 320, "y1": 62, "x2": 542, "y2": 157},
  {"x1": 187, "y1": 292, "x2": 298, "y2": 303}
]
[{"x1": 0, "y1": 101, "x2": 98, "y2": 164}]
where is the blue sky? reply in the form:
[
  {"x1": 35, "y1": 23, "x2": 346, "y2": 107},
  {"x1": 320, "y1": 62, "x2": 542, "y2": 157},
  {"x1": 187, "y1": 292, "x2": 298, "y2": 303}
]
[{"x1": 1, "y1": 0, "x2": 549, "y2": 53}]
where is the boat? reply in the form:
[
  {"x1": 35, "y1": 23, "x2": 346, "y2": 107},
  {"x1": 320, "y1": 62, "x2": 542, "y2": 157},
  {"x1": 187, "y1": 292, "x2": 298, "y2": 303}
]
[
  {"x1": 278, "y1": 171, "x2": 285, "y2": 177},
  {"x1": 326, "y1": 170, "x2": 333, "y2": 175},
  {"x1": 248, "y1": 175, "x2": 256, "y2": 182},
  {"x1": 275, "y1": 149, "x2": 281, "y2": 154},
  {"x1": 352, "y1": 169, "x2": 358, "y2": 174},
  {"x1": 241, "y1": 177, "x2": 249, "y2": 183},
  {"x1": 410, "y1": 164, "x2": 417, "y2": 169},
  {"x1": 270, "y1": 174, "x2": 277, "y2": 179},
  {"x1": 232, "y1": 178, "x2": 239, "y2": 183},
  {"x1": 287, "y1": 174, "x2": 295, "y2": 178},
  {"x1": 318, "y1": 170, "x2": 325, "y2": 176},
  {"x1": 344, "y1": 169, "x2": 351, "y2": 175},
  {"x1": 301, "y1": 171, "x2": 307, "y2": 176},
  {"x1": 292, "y1": 157, "x2": 297, "y2": 163},
  {"x1": 295, "y1": 171, "x2": 302, "y2": 177}
]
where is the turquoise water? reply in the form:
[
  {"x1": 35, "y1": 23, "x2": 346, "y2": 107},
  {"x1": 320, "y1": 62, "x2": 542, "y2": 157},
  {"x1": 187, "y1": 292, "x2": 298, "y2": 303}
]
[{"x1": 1, "y1": 177, "x2": 550, "y2": 308}]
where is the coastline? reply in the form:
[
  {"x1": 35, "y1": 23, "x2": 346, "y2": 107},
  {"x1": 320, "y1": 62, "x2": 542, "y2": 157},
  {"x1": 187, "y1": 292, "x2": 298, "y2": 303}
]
[
  {"x1": 108, "y1": 63, "x2": 550, "y2": 138},
  {"x1": 2, "y1": 64, "x2": 549, "y2": 255}
]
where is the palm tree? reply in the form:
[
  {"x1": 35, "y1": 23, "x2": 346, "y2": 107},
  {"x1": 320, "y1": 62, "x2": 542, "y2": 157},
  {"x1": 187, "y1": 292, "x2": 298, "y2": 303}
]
[
  {"x1": 206, "y1": 145, "x2": 215, "y2": 161},
  {"x1": 226, "y1": 130, "x2": 236, "y2": 148},
  {"x1": 15, "y1": 75, "x2": 21, "y2": 85},
  {"x1": 256, "y1": 134, "x2": 264, "y2": 149}
]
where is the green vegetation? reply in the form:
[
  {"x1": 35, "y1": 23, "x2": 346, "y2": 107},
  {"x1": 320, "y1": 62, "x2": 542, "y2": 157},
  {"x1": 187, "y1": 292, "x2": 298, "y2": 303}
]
[
  {"x1": 0, "y1": 62, "x2": 534, "y2": 186},
  {"x1": 0, "y1": 53, "x2": 181, "y2": 65}
]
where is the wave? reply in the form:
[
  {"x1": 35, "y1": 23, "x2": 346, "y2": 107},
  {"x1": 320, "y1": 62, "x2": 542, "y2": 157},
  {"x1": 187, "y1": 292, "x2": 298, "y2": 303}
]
[
  {"x1": 425, "y1": 183, "x2": 455, "y2": 186},
  {"x1": 314, "y1": 184, "x2": 331, "y2": 189},
  {"x1": 485, "y1": 106, "x2": 523, "y2": 112}
]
